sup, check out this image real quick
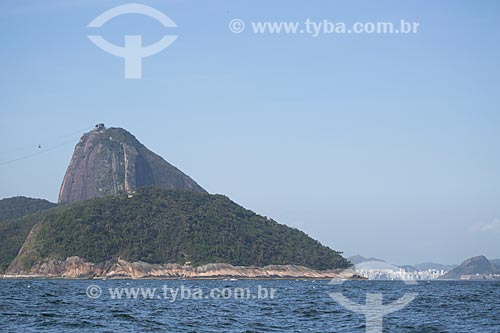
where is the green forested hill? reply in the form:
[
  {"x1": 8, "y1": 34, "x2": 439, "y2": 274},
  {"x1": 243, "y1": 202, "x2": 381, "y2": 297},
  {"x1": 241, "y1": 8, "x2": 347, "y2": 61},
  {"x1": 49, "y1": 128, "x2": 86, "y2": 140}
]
[
  {"x1": 3, "y1": 188, "x2": 350, "y2": 272},
  {"x1": 0, "y1": 196, "x2": 56, "y2": 221},
  {"x1": 0, "y1": 197, "x2": 57, "y2": 272}
]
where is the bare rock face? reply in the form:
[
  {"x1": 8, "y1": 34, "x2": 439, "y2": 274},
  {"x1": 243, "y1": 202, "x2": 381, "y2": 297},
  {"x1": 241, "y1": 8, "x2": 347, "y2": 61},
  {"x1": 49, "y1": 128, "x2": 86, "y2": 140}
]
[
  {"x1": 4, "y1": 256, "x2": 363, "y2": 280},
  {"x1": 58, "y1": 125, "x2": 206, "y2": 203}
]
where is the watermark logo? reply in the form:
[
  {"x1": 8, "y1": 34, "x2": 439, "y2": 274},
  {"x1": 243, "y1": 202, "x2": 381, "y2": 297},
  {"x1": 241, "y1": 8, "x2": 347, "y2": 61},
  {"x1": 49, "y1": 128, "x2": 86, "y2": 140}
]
[
  {"x1": 86, "y1": 284, "x2": 102, "y2": 299},
  {"x1": 328, "y1": 276, "x2": 417, "y2": 332},
  {"x1": 228, "y1": 18, "x2": 419, "y2": 37},
  {"x1": 85, "y1": 284, "x2": 277, "y2": 302},
  {"x1": 87, "y1": 3, "x2": 178, "y2": 79},
  {"x1": 228, "y1": 19, "x2": 245, "y2": 33}
]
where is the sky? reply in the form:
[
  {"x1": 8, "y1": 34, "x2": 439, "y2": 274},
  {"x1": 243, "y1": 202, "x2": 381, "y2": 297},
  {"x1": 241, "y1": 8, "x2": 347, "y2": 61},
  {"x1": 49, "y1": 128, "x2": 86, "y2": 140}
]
[{"x1": 1, "y1": 0, "x2": 499, "y2": 265}]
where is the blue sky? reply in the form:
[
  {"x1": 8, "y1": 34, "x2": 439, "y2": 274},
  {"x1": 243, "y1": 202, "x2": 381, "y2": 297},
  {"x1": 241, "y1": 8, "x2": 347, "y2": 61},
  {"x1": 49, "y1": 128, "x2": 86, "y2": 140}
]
[{"x1": 1, "y1": 0, "x2": 499, "y2": 265}]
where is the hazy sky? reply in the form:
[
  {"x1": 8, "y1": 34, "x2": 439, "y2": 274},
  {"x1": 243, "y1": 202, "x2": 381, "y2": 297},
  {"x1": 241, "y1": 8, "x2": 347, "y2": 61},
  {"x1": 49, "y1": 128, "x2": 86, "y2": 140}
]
[{"x1": 1, "y1": 0, "x2": 499, "y2": 265}]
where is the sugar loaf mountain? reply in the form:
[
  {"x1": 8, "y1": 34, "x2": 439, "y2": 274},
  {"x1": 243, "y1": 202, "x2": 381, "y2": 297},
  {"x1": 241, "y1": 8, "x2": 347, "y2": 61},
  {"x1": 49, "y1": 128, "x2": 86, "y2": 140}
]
[{"x1": 0, "y1": 125, "x2": 356, "y2": 279}]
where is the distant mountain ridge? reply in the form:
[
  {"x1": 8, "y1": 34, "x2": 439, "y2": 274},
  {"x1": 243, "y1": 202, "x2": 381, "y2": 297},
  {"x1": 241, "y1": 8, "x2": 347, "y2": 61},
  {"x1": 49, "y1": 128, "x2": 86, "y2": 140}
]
[
  {"x1": 58, "y1": 125, "x2": 206, "y2": 203},
  {"x1": 356, "y1": 261, "x2": 400, "y2": 271},
  {"x1": 412, "y1": 262, "x2": 456, "y2": 271},
  {"x1": 490, "y1": 259, "x2": 500, "y2": 268},
  {"x1": 439, "y1": 256, "x2": 500, "y2": 279},
  {"x1": 349, "y1": 254, "x2": 455, "y2": 272},
  {"x1": 348, "y1": 255, "x2": 385, "y2": 265}
]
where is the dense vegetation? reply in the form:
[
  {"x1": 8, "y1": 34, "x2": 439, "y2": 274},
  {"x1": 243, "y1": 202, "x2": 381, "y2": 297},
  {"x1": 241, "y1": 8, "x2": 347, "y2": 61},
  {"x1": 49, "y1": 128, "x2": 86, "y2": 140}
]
[
  {"x1": 0, "y1": 196, "x2": 56, "y2": 221},
  {"x1": 0, "y1": 197, "x2": 57, "y2": 272},
  {"x1": 8, "y1": 187, "x2": 350, "y2": 271}
]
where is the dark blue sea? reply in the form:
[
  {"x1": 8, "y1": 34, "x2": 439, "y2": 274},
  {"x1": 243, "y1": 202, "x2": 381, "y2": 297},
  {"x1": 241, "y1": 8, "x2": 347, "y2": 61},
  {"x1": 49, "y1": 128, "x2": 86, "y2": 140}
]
[{"x1": 0, "y1": 279, "x2": 498, "y2": 332}]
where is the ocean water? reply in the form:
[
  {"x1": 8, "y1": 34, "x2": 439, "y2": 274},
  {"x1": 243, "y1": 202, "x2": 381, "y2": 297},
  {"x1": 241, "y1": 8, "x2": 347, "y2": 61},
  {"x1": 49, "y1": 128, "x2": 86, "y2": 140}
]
[{"x1": 0, "y1": 279, "x2": 498, "y2": 332}]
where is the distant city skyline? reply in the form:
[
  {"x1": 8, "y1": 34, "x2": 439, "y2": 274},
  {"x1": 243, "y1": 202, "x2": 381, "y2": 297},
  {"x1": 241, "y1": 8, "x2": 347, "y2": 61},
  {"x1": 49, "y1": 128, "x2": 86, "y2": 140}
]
[{"x1": 1, "y1": 0, "x2": 500, "y2": 265}]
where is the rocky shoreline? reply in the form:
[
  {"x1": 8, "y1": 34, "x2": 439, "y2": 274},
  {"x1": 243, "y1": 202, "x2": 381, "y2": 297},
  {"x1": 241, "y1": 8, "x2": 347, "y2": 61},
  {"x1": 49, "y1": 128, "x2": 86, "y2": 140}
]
[{"x1": 2, "y1": 256, "x2": 363, "y2": 280}]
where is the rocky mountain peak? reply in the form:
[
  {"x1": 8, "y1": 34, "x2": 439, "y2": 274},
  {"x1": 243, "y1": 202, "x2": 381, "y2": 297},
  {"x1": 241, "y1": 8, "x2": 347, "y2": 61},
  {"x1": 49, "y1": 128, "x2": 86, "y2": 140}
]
[{"x1": 58, "y1": 125, "x2": 206, "y2": 203}]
